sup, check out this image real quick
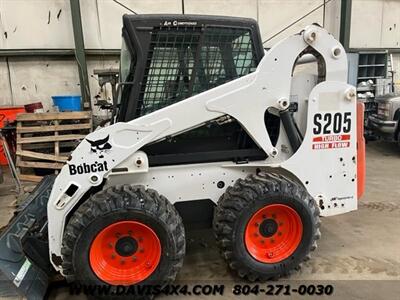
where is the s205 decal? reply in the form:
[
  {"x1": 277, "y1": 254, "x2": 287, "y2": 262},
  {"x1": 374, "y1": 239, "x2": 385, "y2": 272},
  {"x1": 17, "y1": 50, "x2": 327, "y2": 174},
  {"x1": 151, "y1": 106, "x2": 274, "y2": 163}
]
[
  {"x1": 313, "y1": 112, "x2": 351, "y2": 135},
  {"x1": 312, "y1": 112, "x2": 352, "y2": 150}
]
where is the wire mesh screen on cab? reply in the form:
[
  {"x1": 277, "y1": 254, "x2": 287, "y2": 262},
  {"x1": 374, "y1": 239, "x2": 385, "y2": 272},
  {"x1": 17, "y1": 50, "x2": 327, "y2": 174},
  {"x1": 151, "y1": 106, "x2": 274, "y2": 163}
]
[{"x1": 138, "y1": 26, "x2": 258, "y2": 116}]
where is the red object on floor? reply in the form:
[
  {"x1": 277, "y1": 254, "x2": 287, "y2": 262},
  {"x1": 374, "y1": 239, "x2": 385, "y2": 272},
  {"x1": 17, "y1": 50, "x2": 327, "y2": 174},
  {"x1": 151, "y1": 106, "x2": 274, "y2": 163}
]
[
  {"x1": 0, "y1": 106, "x2": 26, "y2": 165},
  {"x1": 356, "y1": 102, "x2": 366, "y2": 200}
]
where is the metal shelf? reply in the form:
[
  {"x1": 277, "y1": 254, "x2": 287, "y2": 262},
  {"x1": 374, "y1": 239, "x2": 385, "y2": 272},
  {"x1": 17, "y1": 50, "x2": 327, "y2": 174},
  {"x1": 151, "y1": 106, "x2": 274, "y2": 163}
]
[{"x1": 358, "y1": 76, "x2": 384, "y2": 80}]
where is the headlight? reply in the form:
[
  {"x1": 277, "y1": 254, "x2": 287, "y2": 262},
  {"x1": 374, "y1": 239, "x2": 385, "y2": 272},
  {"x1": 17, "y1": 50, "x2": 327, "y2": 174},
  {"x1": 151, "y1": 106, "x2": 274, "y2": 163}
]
[
  {"x1": 377, "y1": 102, "x2": 391, "y2": 117},
  {"x1": 378, "y1": 102, "x2": 390, "y2": 110}
]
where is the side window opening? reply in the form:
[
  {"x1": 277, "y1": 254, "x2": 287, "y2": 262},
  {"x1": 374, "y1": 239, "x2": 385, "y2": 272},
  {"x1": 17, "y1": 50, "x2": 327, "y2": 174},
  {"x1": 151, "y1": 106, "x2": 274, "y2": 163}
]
[
  {"x1": 117, "y1": 36, "x2": 136, "y2": 118},
  {"x1": 138, "y1": 31, "x2": 201, "y2": 116},
  {"x1": 137, "y1": 27, "x2": 257, "y2": 117},
  {"x1": 232, "y1": 32, "x2": 257, "y2": 74},
  {"x1": 120, "y1": 38, "x2": 133, "y2": 84}
]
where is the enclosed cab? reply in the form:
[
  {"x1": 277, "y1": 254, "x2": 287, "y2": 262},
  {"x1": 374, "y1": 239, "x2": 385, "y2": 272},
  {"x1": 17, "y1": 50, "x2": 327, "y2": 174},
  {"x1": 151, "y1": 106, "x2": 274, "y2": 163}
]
[
  {"x1": 116, "y1": 14, "x2": 280, "y2": 166},
  {"x1": 117, "y1": 14, "x2": 264, "y2": 120}
]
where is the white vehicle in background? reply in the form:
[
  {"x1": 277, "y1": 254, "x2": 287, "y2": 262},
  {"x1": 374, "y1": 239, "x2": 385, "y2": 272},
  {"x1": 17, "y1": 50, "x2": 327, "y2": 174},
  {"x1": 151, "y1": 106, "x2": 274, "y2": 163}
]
[{"x1": 369, "y1": 94, "x2": 400, "y2": 147}]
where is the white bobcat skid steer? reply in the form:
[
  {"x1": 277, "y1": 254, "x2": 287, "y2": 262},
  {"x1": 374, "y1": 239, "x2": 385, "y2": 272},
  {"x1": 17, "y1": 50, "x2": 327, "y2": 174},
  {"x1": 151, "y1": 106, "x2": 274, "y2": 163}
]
[{"x1": 0, "y1": 15, "x2": 365, "y2": 299}]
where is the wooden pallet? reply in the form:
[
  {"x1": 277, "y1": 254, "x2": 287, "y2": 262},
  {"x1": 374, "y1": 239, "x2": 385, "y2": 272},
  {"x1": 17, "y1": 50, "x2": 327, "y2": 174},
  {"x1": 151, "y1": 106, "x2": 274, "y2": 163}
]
[{"x1": 16, "y1": 111, "x2": 92, "y2": 182}]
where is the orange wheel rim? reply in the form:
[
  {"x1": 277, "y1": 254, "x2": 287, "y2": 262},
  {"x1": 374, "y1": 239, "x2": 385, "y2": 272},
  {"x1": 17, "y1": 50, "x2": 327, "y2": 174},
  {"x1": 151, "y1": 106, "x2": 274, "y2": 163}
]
[
  {"x1": 245, "y1": 204, "x2": 303, "y2": 263},
  {"x1": 89, "y1": 220, "x2": 161, "y2": 285}
]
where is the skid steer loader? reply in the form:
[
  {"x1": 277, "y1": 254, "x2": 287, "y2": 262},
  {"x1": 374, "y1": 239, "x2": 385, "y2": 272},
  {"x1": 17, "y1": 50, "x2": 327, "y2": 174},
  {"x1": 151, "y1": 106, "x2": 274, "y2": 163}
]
[{"x1": 0, "y1": 14, "x2": 365, "y2": 299}]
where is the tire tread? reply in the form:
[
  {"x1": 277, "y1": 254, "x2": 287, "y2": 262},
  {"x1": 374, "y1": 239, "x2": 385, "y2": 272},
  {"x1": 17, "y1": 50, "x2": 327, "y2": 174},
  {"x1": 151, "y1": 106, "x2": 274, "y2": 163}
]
[
  {"x1": 213, "y1": 172, "x2": 320, "y2": 281},
  {"x1": 61, "y1": 185, "x2": 185, "y2": 285}
]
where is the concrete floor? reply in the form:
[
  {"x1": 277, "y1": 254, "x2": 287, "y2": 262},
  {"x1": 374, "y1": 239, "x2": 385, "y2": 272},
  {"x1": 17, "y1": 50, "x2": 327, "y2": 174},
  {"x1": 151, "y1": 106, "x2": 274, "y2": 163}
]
[{"x1": 0, "y1": 141, "x2": 399, "y2": 299}]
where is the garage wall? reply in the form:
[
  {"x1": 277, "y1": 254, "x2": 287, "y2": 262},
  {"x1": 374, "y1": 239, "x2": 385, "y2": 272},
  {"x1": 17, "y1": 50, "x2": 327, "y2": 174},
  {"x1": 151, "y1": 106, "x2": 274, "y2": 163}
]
[
  {"x1": 0, "y1": 58, "x2": 12, "y2": 106},
  {"x1": 0, "y1": 0, "x2": 399, "y2": 111},
  {"x1": 6, "y1": 57, "x2": 80, "y2": 111},
  {"x1": 0, "y1": 0, "x2": 75, "y2": 49},
  {"x1": 350, "y1": 0, "x2": 400, "y2": 48},
  {"x1": 80, "y1": 0, "x2": 183, "y2": 49},
  {"x1": 0, "y1": 0, "x2": 339, "y2": 111},
  {"x1": 0, "y1": 55, "x2": 119, "y2": 113},
  {"x1": 0, "y1": 0, "x2": 337, "y2": 50}
]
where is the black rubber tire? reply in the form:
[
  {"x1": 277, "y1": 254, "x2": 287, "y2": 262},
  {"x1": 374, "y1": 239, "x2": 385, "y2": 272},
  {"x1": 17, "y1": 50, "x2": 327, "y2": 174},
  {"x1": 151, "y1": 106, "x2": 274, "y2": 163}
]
[
  {"x1": 61, "y1": 185, "x2": 185, "y2": 298},
  {"x1": 213, "y1": 172, "x2": 320, "y2": 281}
]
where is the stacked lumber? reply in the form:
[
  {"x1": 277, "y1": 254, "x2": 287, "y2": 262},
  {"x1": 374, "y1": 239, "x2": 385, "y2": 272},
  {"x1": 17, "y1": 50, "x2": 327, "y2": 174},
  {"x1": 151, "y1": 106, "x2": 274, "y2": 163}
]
[{"x1": 16, "y1": 111, "x2": 92, "y2": 182}]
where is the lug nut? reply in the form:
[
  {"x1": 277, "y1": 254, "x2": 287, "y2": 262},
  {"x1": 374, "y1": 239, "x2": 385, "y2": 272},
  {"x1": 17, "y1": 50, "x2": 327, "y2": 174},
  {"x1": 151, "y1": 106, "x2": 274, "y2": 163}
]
[
  {"x1": 111, "y1": 254, "x2": 116, "y2": 259},
  {"x1": 267, "y1": 252, "x2": 274, "y2": 258},
  {"x1": 132, "y1": 256, "x2": 137, "y2": 262},
  {"x1": 108, "y1": 243, "x2": 113, "y2": 248}
]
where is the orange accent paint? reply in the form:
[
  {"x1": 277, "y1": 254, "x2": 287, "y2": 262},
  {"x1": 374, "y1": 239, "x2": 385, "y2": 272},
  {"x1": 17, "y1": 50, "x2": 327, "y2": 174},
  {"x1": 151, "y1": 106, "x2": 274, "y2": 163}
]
[
  {"x1": 313, "y1": 134, "x2": 351, "y2": 142},
  {"x1": 244, "y1": 204, "x2": 303, "y2": 263},
  {"x1": 0, "y1": 106, "x2": 26, "y2": 165},
  {"x1": 89, "y1": 220, "x2": 161, "y2": 285},
  {"x1": 357, "y1": 102, "x2": 366, "y2": 199}
]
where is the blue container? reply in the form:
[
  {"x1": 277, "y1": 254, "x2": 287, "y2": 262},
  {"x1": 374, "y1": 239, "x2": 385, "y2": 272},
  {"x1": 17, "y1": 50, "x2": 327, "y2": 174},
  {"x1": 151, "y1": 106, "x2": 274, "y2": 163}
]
[{"x1": 52, "y1": 95, "x2": 82, "y2": 111}]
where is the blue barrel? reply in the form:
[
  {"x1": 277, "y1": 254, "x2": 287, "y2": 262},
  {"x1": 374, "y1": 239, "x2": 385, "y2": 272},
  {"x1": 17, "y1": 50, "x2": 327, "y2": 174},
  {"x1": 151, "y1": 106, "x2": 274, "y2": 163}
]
[{"x1": 52, "y1": 95, "x2": 82, "y2": 111}]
